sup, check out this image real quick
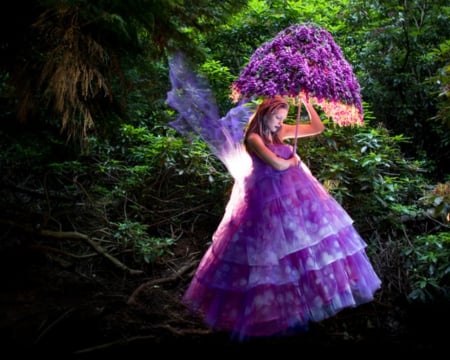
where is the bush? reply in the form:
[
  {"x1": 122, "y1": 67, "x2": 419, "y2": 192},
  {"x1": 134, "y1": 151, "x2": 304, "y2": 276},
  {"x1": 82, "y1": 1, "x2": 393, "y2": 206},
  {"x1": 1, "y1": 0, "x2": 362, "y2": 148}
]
[{"x1": 403, "y1": 231, "x2": 450, "y2": 302}]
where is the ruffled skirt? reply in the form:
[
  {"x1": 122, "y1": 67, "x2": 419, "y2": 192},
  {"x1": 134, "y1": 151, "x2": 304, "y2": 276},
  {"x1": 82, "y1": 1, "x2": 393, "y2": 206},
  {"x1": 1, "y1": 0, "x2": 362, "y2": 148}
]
[{"x1": 183, "y1": 155, "x2": 381, "y2": 340}]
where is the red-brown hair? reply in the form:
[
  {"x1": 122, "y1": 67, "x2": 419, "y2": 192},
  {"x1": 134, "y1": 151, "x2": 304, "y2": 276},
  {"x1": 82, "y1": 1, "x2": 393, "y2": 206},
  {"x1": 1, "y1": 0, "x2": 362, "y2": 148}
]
[{"x1": 244, "y1": 95, "x2": 289, "y2": 150}]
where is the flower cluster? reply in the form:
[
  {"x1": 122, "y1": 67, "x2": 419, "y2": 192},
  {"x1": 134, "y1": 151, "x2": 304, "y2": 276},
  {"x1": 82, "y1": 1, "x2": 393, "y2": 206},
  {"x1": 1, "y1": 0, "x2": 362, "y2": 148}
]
[{"x1": 231, "y1": 23, "x2": 364, "y2": 125}]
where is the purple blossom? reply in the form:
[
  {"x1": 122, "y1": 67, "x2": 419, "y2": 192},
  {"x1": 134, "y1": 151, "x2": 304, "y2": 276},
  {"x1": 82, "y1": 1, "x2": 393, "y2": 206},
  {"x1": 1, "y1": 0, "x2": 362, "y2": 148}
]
[{"x1": 232, "y1": 23, "x2": 364, "y2": 125}]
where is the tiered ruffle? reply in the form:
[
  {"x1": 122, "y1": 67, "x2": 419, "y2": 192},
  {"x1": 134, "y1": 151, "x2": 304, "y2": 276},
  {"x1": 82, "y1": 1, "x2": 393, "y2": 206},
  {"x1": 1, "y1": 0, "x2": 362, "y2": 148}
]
[{"x1": 183, "y1": 144, "x2": 381, "y2": 340}]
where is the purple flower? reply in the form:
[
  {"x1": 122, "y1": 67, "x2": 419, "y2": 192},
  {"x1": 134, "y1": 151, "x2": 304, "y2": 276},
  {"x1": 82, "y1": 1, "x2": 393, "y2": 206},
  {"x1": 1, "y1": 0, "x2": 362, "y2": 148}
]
[{"x1": 232, "y1": 23, "x2": 364, "y2": 125}]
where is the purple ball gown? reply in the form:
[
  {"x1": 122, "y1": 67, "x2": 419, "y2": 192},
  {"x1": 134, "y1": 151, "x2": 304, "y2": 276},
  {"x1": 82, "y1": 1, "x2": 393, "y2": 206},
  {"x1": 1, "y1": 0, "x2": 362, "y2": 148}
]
[{"x1": 166, "y1": 53, "x2": 381, "y2": 340}]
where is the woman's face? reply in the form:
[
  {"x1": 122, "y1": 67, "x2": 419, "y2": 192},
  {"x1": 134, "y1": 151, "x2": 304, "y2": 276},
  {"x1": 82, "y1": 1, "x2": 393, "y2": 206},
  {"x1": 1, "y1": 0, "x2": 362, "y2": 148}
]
[{"x1": 265, "y1": 107, "x2": 288, "y2": 134}]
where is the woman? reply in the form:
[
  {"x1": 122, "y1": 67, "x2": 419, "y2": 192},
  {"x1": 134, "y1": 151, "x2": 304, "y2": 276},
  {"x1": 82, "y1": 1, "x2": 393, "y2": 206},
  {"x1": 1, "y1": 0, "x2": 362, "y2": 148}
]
[
  {"x1": 244, "y1": 95, "x2": 323, "y2": 170},
  {"x1": 181, "y1": 95, "x2": 381, "y2": 340}
]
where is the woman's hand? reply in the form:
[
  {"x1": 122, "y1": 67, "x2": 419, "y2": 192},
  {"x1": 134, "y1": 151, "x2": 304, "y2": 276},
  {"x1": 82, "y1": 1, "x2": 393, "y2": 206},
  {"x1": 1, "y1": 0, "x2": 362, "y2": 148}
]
[
  {"x1": 289, "y1": 154, "x2": 300, "y2": 168},
  {"x1": 299, "y1": 91, "x2": 309, "y2": 105}
]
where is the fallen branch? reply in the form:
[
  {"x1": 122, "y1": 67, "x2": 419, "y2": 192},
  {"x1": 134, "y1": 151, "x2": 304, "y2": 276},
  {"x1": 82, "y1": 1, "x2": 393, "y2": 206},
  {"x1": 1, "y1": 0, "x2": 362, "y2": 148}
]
[
  {"x1": 34, "y1": 308, "x2": 76, "y2": 345},
  {"x1": 40, "y1": 229, "x2": 144, "y2": 275},
  {"x1": 0, "y1": 219, "x2": 143, "y2": 275},
  {"x1": 127, "y1": 260, "x2": 196, "y2": 305},
  {"x1": 73, "y1": 326, "x2": 211, "y2": 354}
]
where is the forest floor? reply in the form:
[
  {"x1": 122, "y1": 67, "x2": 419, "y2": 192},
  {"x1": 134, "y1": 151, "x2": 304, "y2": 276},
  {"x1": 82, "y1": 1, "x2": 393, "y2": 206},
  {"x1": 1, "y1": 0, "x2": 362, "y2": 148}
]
[{"x1": 1, "y1": 232, "x2": 448, "y2": 358}]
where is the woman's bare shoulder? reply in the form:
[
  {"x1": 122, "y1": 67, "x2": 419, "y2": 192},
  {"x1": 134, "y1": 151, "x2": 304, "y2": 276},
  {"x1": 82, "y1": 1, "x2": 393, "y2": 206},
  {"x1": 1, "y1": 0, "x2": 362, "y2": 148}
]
[{"x1": 246, "y1": 132, "x2": 263, "y2": 146}]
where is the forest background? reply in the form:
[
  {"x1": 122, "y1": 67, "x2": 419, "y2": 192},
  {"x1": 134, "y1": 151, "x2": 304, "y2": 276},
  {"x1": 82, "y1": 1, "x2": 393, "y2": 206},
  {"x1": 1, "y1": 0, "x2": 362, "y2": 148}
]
[{"x1": 0, "y1": 0, "x2": 449, "y2": 354}]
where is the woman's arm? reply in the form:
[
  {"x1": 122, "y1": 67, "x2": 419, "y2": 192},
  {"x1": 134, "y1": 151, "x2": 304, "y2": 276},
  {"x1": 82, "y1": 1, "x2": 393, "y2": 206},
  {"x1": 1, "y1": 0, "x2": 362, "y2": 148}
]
[
  {"x1": 280, "y1": 101, "x2": 325, "y2": 139},
  {"x1": 246, "y1": 133, "x2": 299, "y2": 171}
]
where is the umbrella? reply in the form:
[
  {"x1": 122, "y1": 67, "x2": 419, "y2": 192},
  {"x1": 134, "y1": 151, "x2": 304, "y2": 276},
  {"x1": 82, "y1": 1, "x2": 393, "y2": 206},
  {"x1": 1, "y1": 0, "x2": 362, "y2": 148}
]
[{"x1": 231, "y1": 23, "x2": 364, "y2": 152}]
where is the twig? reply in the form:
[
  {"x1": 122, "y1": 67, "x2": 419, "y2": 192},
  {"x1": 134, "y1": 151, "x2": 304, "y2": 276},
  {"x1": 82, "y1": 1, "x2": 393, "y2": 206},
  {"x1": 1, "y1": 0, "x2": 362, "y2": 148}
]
[
  {"x1": 40, "y1": 229, "x2": 144, "y2": 275},
  {"x1": 0, "y1": 219, "x2": 143, "y2": 275},
  {"x1": 31, "y1": 244, "x2": 97, "y2": 259},
  {"x1": 127, "y1": 261, "x2": 196, "y2": 305},
  {"x1": 73, "y1": 326, "x2": 211, "y2": 354},
  {"x1": 34, "y1": 308, "x2": 76, "y2": 345}
]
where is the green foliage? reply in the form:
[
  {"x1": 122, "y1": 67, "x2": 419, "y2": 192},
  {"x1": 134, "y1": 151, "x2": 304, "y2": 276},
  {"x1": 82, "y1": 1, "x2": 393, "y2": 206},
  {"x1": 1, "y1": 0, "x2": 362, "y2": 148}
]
[
  {"x1": 0, "y1": 118, "x2": 233, "y2": 266},
  {"x1": 342, "y1": 0, "x2": 450, "y2": 178},
  {"x1": 199, "y1": 59, "x2": 236, "y2": 114},
  {"x1": 294, "y1": 109, "x2": 450, "y2": 304},
  {"x1": 1, "y1": 0, "x2": 449, "y2": 303},
  {"x1": 199, "y1": 0, "x2": 351, "y2": 114},
  {"x1": 298, "y1": 110, "x2": 430, "y2": 233},
  {"x1": 0, "y1": 131, "x2": 54, "y2": 174},
  {"x1": 427, "y1": 39, "x2": 450, "y2": 128},
  {"x1": 419, "y1": 181, "x2": 450, "y2": 223},
  {"x1": 0, "y1": 0, "x2": 248, "y2": 148},
  {"x1": 112, "y1": 220, "x2": 174, "y2": 264},
  {"x1": 84, "y1": 122, "x2": 232, "y2": 261},
  {"x1": 403, "y1": 231, "x2": 450, "y2": 302}
]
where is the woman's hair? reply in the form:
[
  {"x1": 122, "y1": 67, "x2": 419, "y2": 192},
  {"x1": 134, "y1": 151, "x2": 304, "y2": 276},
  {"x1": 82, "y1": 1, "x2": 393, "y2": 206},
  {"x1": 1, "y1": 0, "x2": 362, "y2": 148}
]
[{"x1": 244, "y1": 95, "x2": 289, "y2": 150}]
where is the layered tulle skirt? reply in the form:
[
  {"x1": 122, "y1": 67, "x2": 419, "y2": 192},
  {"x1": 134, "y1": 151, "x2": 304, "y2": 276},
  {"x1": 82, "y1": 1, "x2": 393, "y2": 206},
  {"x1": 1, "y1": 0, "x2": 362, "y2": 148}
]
[{"x1": 183, "y1": 144, "x2": 381, "y2": 340}]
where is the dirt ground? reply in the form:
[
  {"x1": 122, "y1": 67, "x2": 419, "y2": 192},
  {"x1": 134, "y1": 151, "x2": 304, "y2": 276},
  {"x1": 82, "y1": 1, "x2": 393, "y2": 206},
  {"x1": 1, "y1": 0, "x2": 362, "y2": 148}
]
[{"x1": 1, "y1": 233, "x2": 448, "y2": 358}]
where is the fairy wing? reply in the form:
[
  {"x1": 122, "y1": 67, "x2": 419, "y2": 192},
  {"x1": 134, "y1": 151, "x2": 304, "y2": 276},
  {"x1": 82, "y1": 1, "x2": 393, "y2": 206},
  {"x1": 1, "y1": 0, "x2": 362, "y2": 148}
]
[{"x1": 166, "y1": 53, "x2": 252, "y2": 179}]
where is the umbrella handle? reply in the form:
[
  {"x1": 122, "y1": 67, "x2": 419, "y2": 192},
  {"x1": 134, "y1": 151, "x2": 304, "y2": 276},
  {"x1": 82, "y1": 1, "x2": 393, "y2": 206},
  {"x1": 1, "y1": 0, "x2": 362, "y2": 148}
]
[{"x1": 292, "y1": 101, "x2": 301, "y2": 156}]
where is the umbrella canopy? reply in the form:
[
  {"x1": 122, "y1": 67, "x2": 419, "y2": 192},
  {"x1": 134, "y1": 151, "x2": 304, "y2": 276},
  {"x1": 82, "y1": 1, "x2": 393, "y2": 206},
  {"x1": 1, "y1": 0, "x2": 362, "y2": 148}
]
[{"x1": 231, "y1": 23, "x2": 364, "y2": 127}]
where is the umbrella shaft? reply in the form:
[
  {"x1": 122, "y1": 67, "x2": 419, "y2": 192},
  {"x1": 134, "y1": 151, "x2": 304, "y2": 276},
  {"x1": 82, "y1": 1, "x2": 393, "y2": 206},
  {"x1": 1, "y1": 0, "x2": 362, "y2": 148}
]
[{"x1": 292, "y1": 102, "x2": 301, "y2": 156}]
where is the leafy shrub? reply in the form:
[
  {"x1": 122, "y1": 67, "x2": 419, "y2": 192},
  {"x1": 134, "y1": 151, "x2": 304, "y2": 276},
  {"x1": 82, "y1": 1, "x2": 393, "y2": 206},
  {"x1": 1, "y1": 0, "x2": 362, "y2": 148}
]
[
  {"x1": 403, "y1": 231, "x2": 450, "y2": 302},
  {"x1": 419, "y1": 181, "x2": 450, "y2": 223},
  {"x1": 298, "y1": 115, "x2": 430, "y2": 235},
  {"x1": 112, "y1": 220, "x2": 174, "y2": 264},
  {"x1": 84, "y1": 122, "x2": 233, "y2": 263}
]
